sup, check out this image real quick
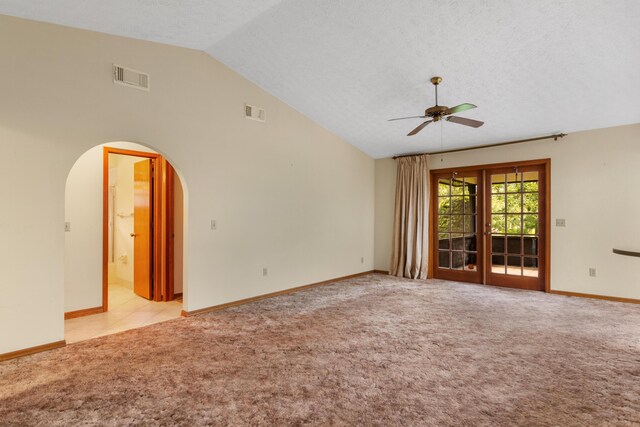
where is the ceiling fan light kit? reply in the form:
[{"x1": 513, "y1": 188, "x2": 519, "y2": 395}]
[{"x1": 389, "y1": 76, "x2": 485, "y2": 136}]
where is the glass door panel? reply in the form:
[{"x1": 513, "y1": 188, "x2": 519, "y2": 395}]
[
  {"x1": 433, "y1": 172, "x2": 482, "y2": 283},
  {"x1": 485, "y1": 166, "x2": 545, "y2": 291}
]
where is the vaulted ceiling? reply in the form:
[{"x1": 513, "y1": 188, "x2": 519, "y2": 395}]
[{"x1": 1, "y1": 0, "x2": 639, "y2": 158}]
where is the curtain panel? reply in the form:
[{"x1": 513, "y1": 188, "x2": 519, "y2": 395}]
[{"x1": 390, "y1": 155, "x2": 429, "y2": 279}]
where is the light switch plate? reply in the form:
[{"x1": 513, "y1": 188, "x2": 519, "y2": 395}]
[{"x1": 65, "y1": 222, "x2": 71, "y2": 232}]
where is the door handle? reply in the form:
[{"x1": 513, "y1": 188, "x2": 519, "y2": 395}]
[{"x1": 130, "y1": 233, "x2": 138, "y2": 237}]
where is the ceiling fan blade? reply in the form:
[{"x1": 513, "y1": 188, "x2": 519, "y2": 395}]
[
  {"x1": 446, "y1": 116, "x2": 484, "y2": 128},
  {"x1": 444, "y1": 103, "x2": 477, "y2": 115},
  {"x1": 407, "y1": 120, "x2": 433, "y2": 136},
  {"x1": 388, "y1": 115, "x2": 428, "y2": 121}
]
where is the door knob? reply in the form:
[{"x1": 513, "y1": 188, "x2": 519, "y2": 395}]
[{"x1": 130, "y1": 233, "x2": 138, "y2": 237}]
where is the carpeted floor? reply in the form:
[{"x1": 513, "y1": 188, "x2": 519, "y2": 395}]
[{"x1": 2, "y1": 274, "x2": 640, "y2": 426}]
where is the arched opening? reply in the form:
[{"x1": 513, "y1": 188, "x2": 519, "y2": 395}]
[{"x1": 64, "y1": 141, "x2": 187, "y2": 343}]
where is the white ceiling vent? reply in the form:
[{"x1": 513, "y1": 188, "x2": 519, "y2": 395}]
[
  {"x1": 244, "y1": 104, "x2": 266, "y2": 122},
  {"x1": 113, "y1": 64, "x2": 150, "y2": 91}
]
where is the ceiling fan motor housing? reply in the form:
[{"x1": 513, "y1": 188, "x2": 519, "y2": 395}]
[{"x1": 425, "y1": 105, "x2": 448, "y2": 121}]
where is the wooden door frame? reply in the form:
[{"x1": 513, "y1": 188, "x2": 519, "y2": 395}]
[
  {"x1": 428, "y1": 158, "x2": 551, "y2": 292},
  {"x1": 102, "y1": 147, "x2": 175, "y2": 312}
]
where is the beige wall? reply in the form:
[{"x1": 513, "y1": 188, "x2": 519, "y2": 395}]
[
  {"x1": 0, "y1": 15, "x2": 374, "y2": 354},
  {"x1": 374, "y1": 158, "x2": 396, "y2": 272},
  {"x1": 65, "y1": 145, "x2": 106, "y2": 311},
  {"x1": 374, "y1": 124, "x2": 640, "y2": 299}
]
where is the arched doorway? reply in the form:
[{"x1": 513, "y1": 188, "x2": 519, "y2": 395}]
[{"x1": 64, "y1": 141, "x2": 187, "y2": 343}]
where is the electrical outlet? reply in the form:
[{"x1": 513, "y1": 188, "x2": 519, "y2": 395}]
[
  {"x1": 210, "y1": 219, "x2": 217, "y2": 230},
  {"x1": 361, "y1": 257, "x2": 364, "y2": 264},
  {"x1": 65, "y1": 222, "x2": 71, "y2": 232},
  {"x1": 589, "y1": 268, "x2": 596, "y2": 277},
  {"x1": 556, "y1": 218, "x2": 566, "y2": 227},
  {"x1": 263, "y1": 267, "x2": 268, "y2": 276}
]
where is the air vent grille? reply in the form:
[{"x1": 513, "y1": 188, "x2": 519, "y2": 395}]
[
  {"x1": 244, "y1": 104, "x2": 266, "y2": 122},
  {"x1": 113, "y1": 64, "x2": 150, "y2": 91}
]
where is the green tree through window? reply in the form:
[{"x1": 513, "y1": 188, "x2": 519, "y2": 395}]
[{"x1": 491, "y1": 179, "x2": 539, "y2": 235}]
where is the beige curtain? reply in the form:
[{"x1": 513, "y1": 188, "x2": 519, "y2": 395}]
[{"x1": 390, "y1": 155, "x2": 429, "y2": 279}]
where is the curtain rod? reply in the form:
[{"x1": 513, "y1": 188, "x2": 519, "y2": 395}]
[{"x1": 391, "y1": 133, "x2": 567, "y2": 159}]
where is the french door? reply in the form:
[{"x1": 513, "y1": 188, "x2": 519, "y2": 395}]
[{"x1": 431, "y1": 160, "x2": 548, "y2": 291}]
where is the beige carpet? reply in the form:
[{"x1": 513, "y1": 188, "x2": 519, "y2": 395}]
[{"x1": 2, "y1": 274, "x2": 640, "y2": 426}]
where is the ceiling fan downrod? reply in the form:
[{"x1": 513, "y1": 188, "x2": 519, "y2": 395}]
[{"x1": 431, "y1": 76, "x2": 442, "y2": 106}]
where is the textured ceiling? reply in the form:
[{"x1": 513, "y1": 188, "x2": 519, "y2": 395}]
[
  {"x1": 1, "y1": 0, "x2": 639, "y2": 158},
  {"x1": 0, "y1": 0, "x2": 283, "y2": 49}
]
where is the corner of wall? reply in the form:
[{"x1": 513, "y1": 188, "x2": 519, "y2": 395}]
[{"x1": 374, "y1": 158, "x2": 396, "y2": 271}]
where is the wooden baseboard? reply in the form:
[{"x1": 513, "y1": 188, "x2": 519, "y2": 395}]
[
  {"x1": 550, "y1": 290, "x2": 640, "y2": 305},
  {"x1": 64, "y1": 306, "x2": 104, "y2": 320},
  {"x1": 0, "y1": 340, "x2": 66, "y2": 362},
  {"x1": 373, "y1": 270, "x2": 389, "y2": 274},
  {"x1": 173, "y1": 293, "x2": 183, "y2": 300},
  {"x1": 182, "y1": 270, "x2": 377, "y2": 317}
]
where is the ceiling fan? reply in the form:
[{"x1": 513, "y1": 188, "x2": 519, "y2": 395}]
[{"x1": 389, "y1": 76, "x2": 484, "y2": 136}]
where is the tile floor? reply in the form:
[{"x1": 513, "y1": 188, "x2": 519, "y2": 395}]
[{"x1": 65, "y1": 283, "x2": 183, "y2": 344}]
